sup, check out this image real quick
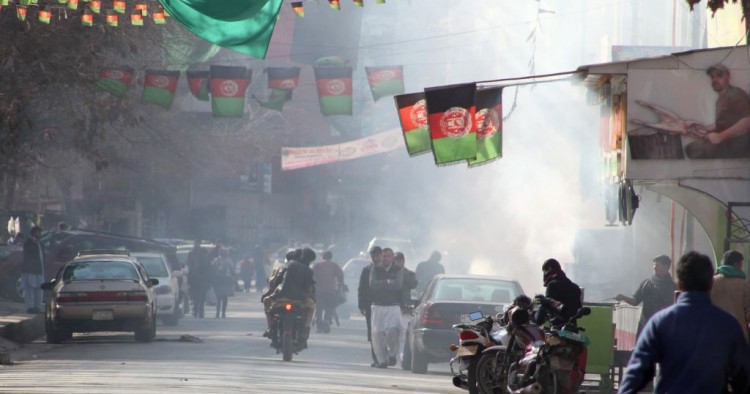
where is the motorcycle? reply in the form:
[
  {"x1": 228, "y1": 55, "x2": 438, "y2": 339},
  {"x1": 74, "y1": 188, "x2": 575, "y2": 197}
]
[
  {"x1": 506, "y1": 297, "x2": 591, "y2": 394},
  {"x1": 473, "y1": 302, "x2": 539, "y2": 394},
  {"x1": 449, "y1": 311, "x2": 510, "y2": 394},
  {"x1": 269, "y1": 300, "x2": 307, "y2": 362}
]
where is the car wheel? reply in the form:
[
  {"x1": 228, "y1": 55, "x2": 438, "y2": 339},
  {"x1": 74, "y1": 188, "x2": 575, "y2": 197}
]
[
  {"x1": 135, "y1": 314, "x2": 156, "y2": 342},
  {"x1": 410, "y1": 339, "x2": 428, "y2": 374},
  {"x1": 401, "y1": 334, "x2": 412, "y2": 371},
  {"x1": 45, "y1": 318, "x2": 67, "y2": 344},
  {"x1": 12, "y1": 272, "x2": 25, "y2": 303}
]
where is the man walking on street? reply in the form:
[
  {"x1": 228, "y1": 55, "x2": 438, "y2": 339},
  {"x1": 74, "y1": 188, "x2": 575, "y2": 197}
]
[
  {"x1": 618, "y1": 251, "x2": 750, "y2": 394},
  {"x1": 369, "y1": 248, "x2": 404, "y2": 368},
  {"x1": 415, "y1": 251, "x2": 444, "y2": 296},
  {"x1": 359, "y1": 246, "x2": 382, "y2": 365},
  {"x1": 22, "y1": 226, "x2": 45, "y2": 314},
  {"x1": 313, "y1": 251, "x2": 345, "y2": 333},
  {"x1": 711, "y1": 250, "x2": 750, "y2": 343},
  {"x1": 394, "y1": 252, "x2": 417, "y2": 365},
  {"x1": 187, "y1": 240, "x2": 211, "y2": 318},
  {"x1": 615, "y1": 254, "x2": 677, "y2": 338}
]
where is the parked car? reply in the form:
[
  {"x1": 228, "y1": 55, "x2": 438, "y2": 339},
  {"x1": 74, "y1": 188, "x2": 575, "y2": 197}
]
[
  {"x1": 339, "y1": 256, "x2": 371, "y2": 319},
  {"x1": 403, "y1": 274, "x2": 524, "y2": 374},
  {"x1": 1, "y1": 229, "x2": 178, "y2": 303},
  {"x1": 132, "y1": 252, "x2": 181, "y2": 326},
  {"x1": 41, "y1": 250, "x2": 159, "y2": 343}
]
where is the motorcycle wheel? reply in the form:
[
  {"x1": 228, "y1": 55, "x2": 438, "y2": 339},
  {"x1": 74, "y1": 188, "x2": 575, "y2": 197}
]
[
  {"x1": 282, "y1": 324, "x2": 294, "y2": 362},
  {"x1": 475, "y1": 350, "x2": 508, "y2": 394},
  {"x1": 467, "y1": 358, "x2": 479, "y2": 394},
  {"x1": 537, "y1": 366, "x2": 559, "y2": 394}
]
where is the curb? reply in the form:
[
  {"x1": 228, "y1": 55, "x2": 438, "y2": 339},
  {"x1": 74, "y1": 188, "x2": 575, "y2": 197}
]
[{"x1": 0, "y1": 313, "x2": 45, "y2": 344}]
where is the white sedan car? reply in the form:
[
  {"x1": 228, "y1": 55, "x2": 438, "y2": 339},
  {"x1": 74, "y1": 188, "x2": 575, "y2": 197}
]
[{"x1": 133, "y1": 252, "x2": 181, "y2": 326}]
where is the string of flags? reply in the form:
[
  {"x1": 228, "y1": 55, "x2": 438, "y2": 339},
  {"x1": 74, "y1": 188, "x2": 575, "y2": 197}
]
[
  {"x1": 94, "y1": 59, "x2": 406, "y2": 118},
  {"x1": 395, "y1": 83, "x2": 503, "y2": 168},
  {"x1": 291, "y1": 0, "x2": 387, "y2": 18},
  {"x1": 0, "y1": 0, "x2": 169, "y2": 27}
]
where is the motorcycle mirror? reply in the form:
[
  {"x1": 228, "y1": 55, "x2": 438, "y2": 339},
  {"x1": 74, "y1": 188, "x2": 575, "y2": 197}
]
[{"x1": 469, "y1": 311, "x2": 483, "y2": 321}]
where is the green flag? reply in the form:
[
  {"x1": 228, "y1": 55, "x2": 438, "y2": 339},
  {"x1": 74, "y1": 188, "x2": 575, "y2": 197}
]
[
  {"x1": 314, "y1": 66, "x2": 353, "y2": 116},
  {"x1": 425, "y1": 83, "x2": 477, "y2": 166},
  {"x1": 95, "y1": 66, "x2": 134, "y2": 97},
  {"x1": 210, "y1": 65, "x2": 250, "y2": 117},
  {"x1": 256, "y1": 88, "x2": 291, "y2": 112},
  {"x1": 468, "y1": 87, "x2": 503, "y2": 167},
  {"x1": 187, "y1": 70, "x2": 209, "y2": 101},
  {"x1": 157, "y1": 0, "x2": 284, "y2": 59},
  {"x1": 141, "y1": 70, "x2": 180, "y2": 110},
  {"x1": 395, "y1": 92, "x2": 431, "y2": 156},
  {"x1": 366, "y1": 65, "x2": 404, "y2": 101}
]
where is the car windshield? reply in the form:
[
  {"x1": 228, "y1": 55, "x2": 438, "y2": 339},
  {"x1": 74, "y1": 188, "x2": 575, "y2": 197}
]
[
  {"x1": 63, "y1": 261, "x2": 139, "y2": 281},
  {"x1": 136, "y1": 256, "x2": 169, "y2": 277},
  {"x1": 432, "y1": 278, "x2": 518, "y2": 303}
]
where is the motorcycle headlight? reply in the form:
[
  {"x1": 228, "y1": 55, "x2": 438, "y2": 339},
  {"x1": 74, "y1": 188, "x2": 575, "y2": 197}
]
[{"x1": 155, "y1": 285, "x2": 172, "y2": 295}]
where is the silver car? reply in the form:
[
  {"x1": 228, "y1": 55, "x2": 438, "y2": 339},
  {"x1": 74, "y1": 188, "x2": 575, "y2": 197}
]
[{"x1": 42, "y1": 250, "x2": 158, "y2": 343}]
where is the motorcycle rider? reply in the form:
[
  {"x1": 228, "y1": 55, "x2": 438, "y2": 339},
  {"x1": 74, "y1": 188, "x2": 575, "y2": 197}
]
[
  {"x1": 534, "y1": 258, "x2": 582, "y2": 328},
  {"x1": 262, "y1": 247, "x2": 316, "y2": 348}
]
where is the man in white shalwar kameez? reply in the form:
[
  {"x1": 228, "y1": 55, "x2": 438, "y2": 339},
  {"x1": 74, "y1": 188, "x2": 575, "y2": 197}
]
[{"x1": 369, "y1": 248, "x2": 404, "y2": 368}]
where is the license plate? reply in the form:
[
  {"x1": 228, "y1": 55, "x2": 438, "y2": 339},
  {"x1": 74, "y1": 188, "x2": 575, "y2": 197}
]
[
  {"x1": 92, "y1": 310, "x2": 114, "y2": 320},
  {"x1": 456, "y1": 345, "x2": 478, "y2": 357},
  {"x1": 460, "y1": 314, "x2": 473, "y2": 324}
]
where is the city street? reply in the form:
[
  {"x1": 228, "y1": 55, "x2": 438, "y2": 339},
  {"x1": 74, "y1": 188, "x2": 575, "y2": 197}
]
[{"x1": 0, "y1": 291, "x2": 456, "y2": 393}]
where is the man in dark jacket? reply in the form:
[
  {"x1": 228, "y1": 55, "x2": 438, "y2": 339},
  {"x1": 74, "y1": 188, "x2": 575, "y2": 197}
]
[
  {"x1": 263, "y1": 248, "x2": 316, "y2": 348},
  {"x1": 535, "y1": 258, "x2": 582, "y2": 328},
  {"x1": 415, "y1": 251, "x2": 444, "y2": 296},
  {"x1": 615, "y1": 254, "x2": 677, "y2": 338},
  {"x1": 22, "y1": 226, "x2": 45, "y2": 314},
  {"x1": 394, "y1": 252, "x2": 417, "y2": 365},
  {"x1": 369, "y1": 249, "x2": 404, "y2": 368},
  {"x1": 358, "y1": 246, "x2": 382, "y2": 364},
  {"x1": 187, "y1": 240, "x2": 211, "y2": 318}
]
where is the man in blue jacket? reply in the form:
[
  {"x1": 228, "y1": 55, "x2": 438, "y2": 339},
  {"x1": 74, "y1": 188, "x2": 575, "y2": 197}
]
[{"x1": 618, "y1": 251, "x2": 750, "y2": 394}]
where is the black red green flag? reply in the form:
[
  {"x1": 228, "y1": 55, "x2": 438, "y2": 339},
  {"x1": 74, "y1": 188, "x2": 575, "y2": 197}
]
[
  {"x1": 424, "y1": 83, "x2": 477, "y2": 165},
  {"x1": 266, "y1": 67, "x2": 300, "y2": 91},
  {"x1": 209, "y1": 65, "x2": 251, "y2": 118},
  {"x1": 328, "y1": 0, "x2": 340, "y2": 10},
  {"x1": 291, "y1": 1, "x2": 303, "y2": 17},
  {"x1": 141, "y1": 70, "x2": 180, "y2": 110},
  {"x1": 95, "y1": 66, "x2": 134, "y2": 97},
  {"x1": 82, "y1": 9, "x2": 93, "y2": 25},
  {"x1": 314, "y1": 66, "x2": 353, "y2": 116},
  {"x1": 186, "y1": 70, "x2": 209, "y2": 101},
  {"x1": 38, "y1": 7, "x2": 51, "y2": 23},
  {"x1": 89, "y1": 0, "x2": 100, "y2": 13},
  {"x1": 366, "y1": 65, "x2": 404, "y2": 101},
  {"x1": 395, "y1": 92, "x2": 431, "y2": 156},
  {"x1": 255, "y1": 89, "x2": 291, "y2": 112},
  {"x1": 469, "y1": 87, "x2": 503, "y2": 166}
]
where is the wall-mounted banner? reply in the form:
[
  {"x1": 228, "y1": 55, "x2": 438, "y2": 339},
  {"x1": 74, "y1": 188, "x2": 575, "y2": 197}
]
[
  {"x1": 628, "y1": 65, "x2": 750, "y2": 160},
  {"x1": 281, "y1": 128, "x2": 402, "y2": 171}
]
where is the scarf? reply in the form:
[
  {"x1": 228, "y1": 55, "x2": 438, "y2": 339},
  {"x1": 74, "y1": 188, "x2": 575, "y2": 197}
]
[
  {"x1": 543, "y1": 268, "x2": 564, "y2": 287},
  {"x1": 716, "y1": 264, "x2": 747, "y2": 279}
]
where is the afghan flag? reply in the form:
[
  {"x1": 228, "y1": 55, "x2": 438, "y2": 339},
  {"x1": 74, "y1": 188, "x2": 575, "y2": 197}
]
[
  {"x1": 187, "y1": 70, "x2": 209, "y2": 101},
  {"x1": 89, "y1": 0, "x2": 100, "y2": 13},
  {"x1": 266, "y1": 67, "x2": 300, "y2": 91},
  {"x1": 95, "y1": 66, "x2": 134, "y2": 97},
  {"x1": 395, "y1": 92, "x2": 431, "y2": 156},
  {"x1": 16, "y1": 6, "x2": 27, "y2": 21},
  {"x1": 468, "y1": 87, "x2": 503, "y2": 167},
  {"x1": 256, "y1": 89, "x2": 291, "y2": 112},
  {"x1": 366, "y1": 65, "x2": 404, "y2": 102},
  {"x1": 141, "y1": 70, "x2": 180, "y2": 110},
  {"x1": 134, "y1": 1, "x2": 147, "y2": 15},
  {"x1": 291, "y1": 1, "x2": 303, "y2": 17},
  {"x1": 329, "y1": 0, "x2": 340, "y2": 10},
  {"x1": 152, "y1": 9, "x2": 165, "y2": 24},
  {"x1": 209, "y1": 65, "x2": 251, "y2": 118},
  {"x1": 353, "y1": 0, "x2": 363, "y2": 7},
  {"x1": 425, "y1": 83, "x2": 477, "y2": 166},
  {"x1": 105, "y1": 10, "x2": 118, "y2": 26},
  {"x1": 131, "y1": 12, "x2": 144, "y2": 26},
  {"x1": 113, "y1": 0, "x2": 125, "y2": 13},
  {"x1": 38, "y1": 7, "x2": 51, "y2": 23},
  {"x1": 314, "y1": 66, "x2": 353, "y2": 116},
  {"x1": 82, "y1": 9, "x2": 94, "y2": 25},
  {"x1": 67, "y1": 0, "x2": 78, "y2": 10}
]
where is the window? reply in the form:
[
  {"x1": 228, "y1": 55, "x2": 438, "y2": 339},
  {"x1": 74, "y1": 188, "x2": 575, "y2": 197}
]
[
  {"x1": 136, "y1": 256, "x2": 169, "y2": 277},
  {"x1": 432, "y1": 279, "x2": 518, "y2": 303},
  {"x1": 63, "y1": 261, "x2": 139, "y2": 281}
]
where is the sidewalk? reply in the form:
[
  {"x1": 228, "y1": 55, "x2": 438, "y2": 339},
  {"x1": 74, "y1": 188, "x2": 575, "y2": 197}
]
[{"x1": 0, "y1": 297, "x2": 45, "y2": 363}]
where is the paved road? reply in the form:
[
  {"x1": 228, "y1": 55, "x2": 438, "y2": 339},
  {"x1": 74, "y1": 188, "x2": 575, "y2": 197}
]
[{"x1": 0, "y1": 291, "x2": 459, "y2": 393}]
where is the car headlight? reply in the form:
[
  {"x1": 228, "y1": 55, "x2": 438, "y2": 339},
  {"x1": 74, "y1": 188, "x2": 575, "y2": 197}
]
[{"x1": 155, "y1": 285, "x2": 173, "y2": 295}]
